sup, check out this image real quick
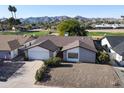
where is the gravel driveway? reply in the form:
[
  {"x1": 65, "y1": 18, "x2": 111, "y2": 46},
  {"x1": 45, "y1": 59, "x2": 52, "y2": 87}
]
[
  {"x1": 0, "y1": 61, "x2": 48, "y2": 88},
  {"x1": 41, "y1": 63, "x2": 121, "y2": 88}
]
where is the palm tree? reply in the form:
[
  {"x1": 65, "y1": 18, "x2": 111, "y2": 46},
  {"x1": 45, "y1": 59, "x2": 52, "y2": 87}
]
[
  {"x1": 13, "y1": 6, "x2": 17, "y2": 19},
  {"x1": 8, "y1": 5, "x2": 14, "y2": 18}
]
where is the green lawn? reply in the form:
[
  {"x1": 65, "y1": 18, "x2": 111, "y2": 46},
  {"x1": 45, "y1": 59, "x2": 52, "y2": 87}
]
[
  {"x1": 89, "y1": 32, "x2": 124, "y2": 36},
  {"x1": 0, "y1": 31, "x2": 49, "y2": 36},
  {"x1": 0, "y1": 31, "x2": 124, "y2": 36}
]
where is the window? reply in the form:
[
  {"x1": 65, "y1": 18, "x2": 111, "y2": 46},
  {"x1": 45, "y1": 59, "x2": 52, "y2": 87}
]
[{"x1": 68, "y1": 53, "x2": 78, "y2": 59}]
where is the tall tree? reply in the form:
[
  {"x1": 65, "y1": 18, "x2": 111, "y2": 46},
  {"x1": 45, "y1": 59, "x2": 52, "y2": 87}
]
[
  {"x1": 8, "y1": 5, "x2": 14, "y2": 18},
  {"x1": 13, "y1": 6, "x2": 17, "y2": 19},
  {"x1": 57, "y1": 19, "x2": 88, "y2": 36}
]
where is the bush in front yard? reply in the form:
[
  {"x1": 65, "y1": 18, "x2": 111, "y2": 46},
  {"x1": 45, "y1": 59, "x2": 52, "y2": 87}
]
[
  {"x1": 35, "y1": 65, "x2": 47, "y2": 81},
  {"x1": 44, "y1": 57, "x2": 62, "y2": 67}
]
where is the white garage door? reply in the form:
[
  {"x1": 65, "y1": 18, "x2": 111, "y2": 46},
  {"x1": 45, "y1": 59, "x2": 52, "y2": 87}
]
[{"x1": 28, "y1": 46, "x2": 50, "y2": 60}]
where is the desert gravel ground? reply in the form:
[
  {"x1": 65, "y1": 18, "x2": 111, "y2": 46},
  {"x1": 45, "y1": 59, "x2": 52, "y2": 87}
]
[{"x1": 41, "y1": 63, "x2": 121, "y2": 88}]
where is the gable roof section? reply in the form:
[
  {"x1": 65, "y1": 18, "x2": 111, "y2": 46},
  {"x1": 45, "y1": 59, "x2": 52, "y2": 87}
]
[
  {"x1": 34, "y1": 36, "x2": 96, "y2": 49},
  {"x1": 27, "y1": 39, "x2": 59, "y2": 52},
  {"x1": 38, "y1": 39, "x2": 59, "y2": 52},
  {"x1": 113, "y1": 41, "x2": 124, "y2": 56},
  {"x1": 62, "y1": 40, "x2": 97, "y2": 52},
  {"x1": 0, "y1": 35, "x2": 36, "y2": 51},
  {"x1": 0, "y1": 35, "x2": 35, "y2": 45},
  {"x1": 106, "y1": 36, "x2": 124, "y2": 48},
  {"x1": 105, "y1": 36, "x2": 124, "y2": 56},
  {"x1": 0, "y1": 39, "x2": 20, "y2": 51},
  {"x1": 8, "y1": 40, "x2": 20, "y2": 50}
]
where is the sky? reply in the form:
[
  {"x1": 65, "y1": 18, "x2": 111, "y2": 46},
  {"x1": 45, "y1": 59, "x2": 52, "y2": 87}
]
[{"x1": 0, "y1": 5, "x2": 124, "y2": 18}]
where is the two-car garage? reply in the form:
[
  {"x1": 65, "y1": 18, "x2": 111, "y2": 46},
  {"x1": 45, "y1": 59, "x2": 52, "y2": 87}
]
[
  {"x1": 28, "y1": 46, "x2": 50, "y2": 60},
  {"x1": 27, "y1": 39, "x2": 59, "y2": 60}
]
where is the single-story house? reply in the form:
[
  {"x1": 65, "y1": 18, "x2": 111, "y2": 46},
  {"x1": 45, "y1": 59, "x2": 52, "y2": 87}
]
[
  {"x1": 0, "y1": 35, "x2": 36, "y2": 60},
  {"x1": 15, "y1": 25, "x2": 27, "y2": 32},
  {"x1": 101, "y1": 36, "x2": 124, "y2": 63},
  {"x1": 26, "y1": 36, "x2": 97, "y2": 63}
]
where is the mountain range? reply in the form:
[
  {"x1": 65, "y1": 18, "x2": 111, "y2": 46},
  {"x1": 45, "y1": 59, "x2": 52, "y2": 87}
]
[
  {"x1": 0, "y1": 16, "x2": 120, "y2": 24},
  {"x1": 19, "y1": 16, "x2": 89, "y2": 24}
]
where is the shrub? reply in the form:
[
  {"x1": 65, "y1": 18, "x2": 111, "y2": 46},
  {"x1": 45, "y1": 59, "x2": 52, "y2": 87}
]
[
  {"x1": 97, "y1": 51, "x2": 110, "y2": 64},
  {"x1": 35, "y1": 65, "x2": 47, "y2": 81},
  {"x1": 44, "y1": 57, "x2": 62, "y2": 67}
]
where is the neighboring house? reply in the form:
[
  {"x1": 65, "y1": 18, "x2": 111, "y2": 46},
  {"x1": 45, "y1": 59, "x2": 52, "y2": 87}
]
[
  {"x1": 0, "y1": 35, "x2": 36, "y2": 60},
  {"x1": 16, "y1": 25, "x2": 27, "y2": 32},
  {"x1": 101, "y1": 36, "x2": 124, "y2": 63},
  {"x1": 26, "y1": 36, "x2": 97, "y2": 63},
  {"x1": 95, "y1": 24, "x2": 124, "y2": 29},
  {"x1": 0, "y1": 39, "x2": 20, "y2": 59}
]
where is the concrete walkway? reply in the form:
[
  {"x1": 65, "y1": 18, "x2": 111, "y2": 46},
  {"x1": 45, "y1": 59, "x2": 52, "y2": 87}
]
[{"x1": 0, "y1": 61, "x2": 49, "y2": 88}]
